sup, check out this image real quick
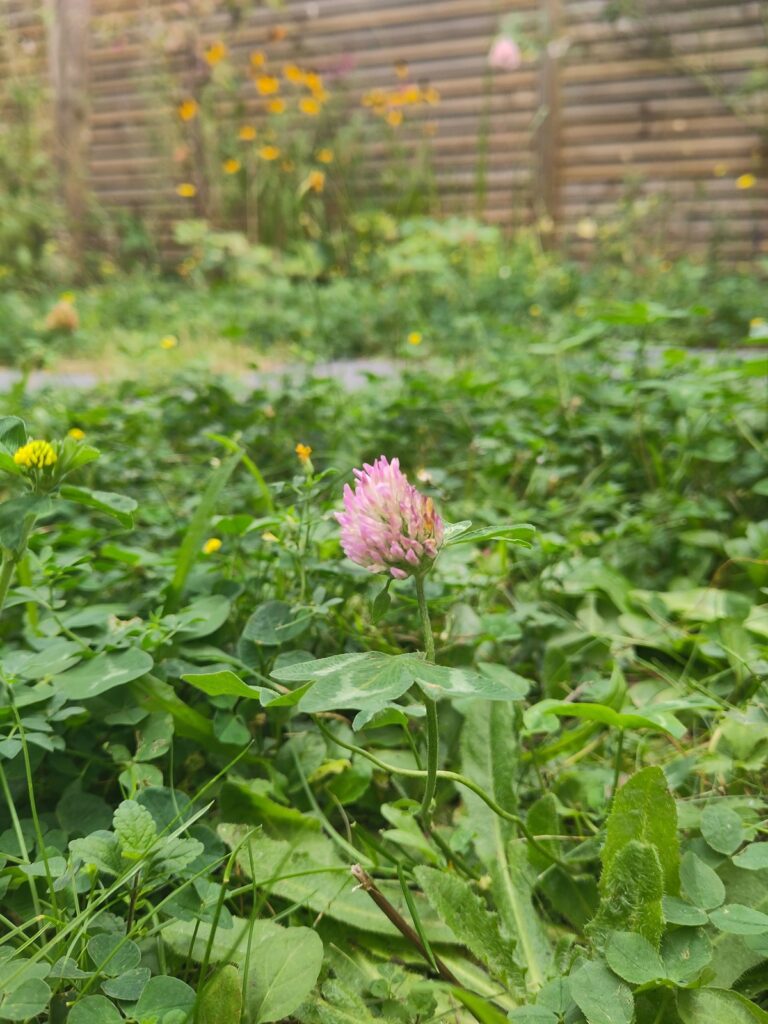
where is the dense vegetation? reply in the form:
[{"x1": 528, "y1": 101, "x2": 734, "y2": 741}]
[{"x1": 0, "y1": 314, "x2": 766, "y2": 1022}]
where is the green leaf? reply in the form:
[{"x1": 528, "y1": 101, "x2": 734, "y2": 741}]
[
  {"x1": 507, "y1": 1008, "x2": 558, "y2": 1024},
  {"x1": 113, "y1": 799, "x2": 157, "y2": 856},
  {"x1": 701, "y1": 805, "x2": 745, "y2": 855},
  {"x1": 182, "y1": 669, "x2": 262, "y2": 700},
  {"x1": 590, "y1": 841, "x2": 665, "y2": 948},
  {"x1": 677, "y1": 988, "x2": 768, "y2": 1023},
  {"x1": 0, "y1": 496, "x2": 53, "y2": 552},
  {"x1": 245, "y1": 923, "x2": 323, "y2": 1023},
  {"x1": 680, "y1": 852, "x2": 725, "y2": 910},
  {"x1": 410, "y1": 659, "x2": 529, "y2": 702},
  {"x1": 450, "y1": 988, "x2": 510, "y2": 1023},
  {"x1": 101, "y1": 967, "x2": 150, "y2": 1001},
  {"x1": 662, "y1": 896, "x2": 708, "y2": 926},
  {"x1": 733, "y1": 844, "x2": 768, "y2": 871},
  {"x1": 0, "y1": 416, "x2": 27, "y2": 454},
  {"x1": 414, "y1": 865, "x2": 521, "y2": 984},
  {"x1": 445, "y1": 522, "x2": 535, "y2": 547},
  {"x1": 605, "y1": 930, "x2": 665, "y2": 984},
  {"x1": 243, "y1": 600, "x2": 310, "y2": 645},
  {"x1": 69, "y1": 830, "x2": 122, "y2": 875},
  {"x1": 0, "y1": 977, "x2": 51, "y2": 1021},
  {"x1": 281, "y1": 653, "x2": 416, "y2": 714},
  {"x1": 167, "y1": 449, "x2": 242, "y2": 605},
  {"x1": 198, "y1": 965, "x2": 242, "y2": 1024},
  {"x1": 171, "y1": 594, "x2": 231, "y2": 638},
  {"x1": 569, "y1": 961, "x2": 634, "y2": 1024},
  {"x1": 55, "y1": 648, "x2": 154, "y2": 701},
  {"x1": 661, "y1": 928, "x2": 712, "y2": 984},
  {"x1": 544, "y1": 701, "x2": 683, "y2": 737},
  {"x1": 87, "y1": 934, "x2": 141, "y2": 976},
  {"x1": 60, "y1": 485, "x2": 137, "y2": 528},
  {"x1": 66, "y1": 995, "x2": 123, "y2": 1024},
  {"x1": 133, "y1": 976, "x2": 196, "y2": 1020},
  {"x1": 601, "y1": 767, "x2": 680, "y2": 897},
  {"x1": 709, "y1": 904, "x2": 768, "y2": 935}
]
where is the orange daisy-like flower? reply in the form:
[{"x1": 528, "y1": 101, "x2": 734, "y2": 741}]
[
  {"x1": 176, "y1": 182, "x2": 197, "y2": 197},
  {"x1": 423, "y1": 86, "x2": 440, "y2": 105},
  {"x1": 204, "y1": 41, "x2": 227, "y2": 66},
  {"x1": 303, "y1": 169, "x2": 325, "y2": 194},
  {"x1": 268, "y1": 98, "x2": 286, "y2": 114},
  {"x1": 283, "y1": 63, "x2": 305, "y2": 84},
  {"x1": 386, "y1": 109, "x2": 403, "y2": 127},
  {"x1": 295, "y1": 443, "x2": 313, "y2": 464},
  {"x1": 316, "y1": 148, "x2": 334, "y2": 164},
  {"x1": 178, "y1": 98, "x2": 198, "y2": 121},
  {"x1": 250, "y1": 51, "x2": 266, "y2": 68},
  {"x1": 299, "y1": 97, "x2": 321, "y2": 116},
  {"x1": 259, "y1": 145, "x2": 280, "y2": 161},
  {"x1": 223, "y1": 158, "x2": 241, "y2": 174},
  {"x1": 239, "y1": 125, "x2": 257, "y2": 141},
  {"x1": 256, "y1": 74, "x2": 280, "y2": 96}
]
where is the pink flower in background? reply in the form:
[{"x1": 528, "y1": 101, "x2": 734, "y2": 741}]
[
  {"x1": 488, "y1": 35, "x2": 522, "y2": 71},
  {"x1": 337, "y1": 456, "x2": 444, "y2": 579}
]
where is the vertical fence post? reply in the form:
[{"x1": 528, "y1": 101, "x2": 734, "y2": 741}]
[
  {"x1": 47, "y1": 0, "x2": 91, "y2": 268},
  {"x1": 535, "y1": 0, "x2": 563, "y2": 242}
]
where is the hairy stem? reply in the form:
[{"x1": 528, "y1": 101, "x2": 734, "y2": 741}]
[{"x1": 415, "y1": 574, "x2": 438, "y2": 823}]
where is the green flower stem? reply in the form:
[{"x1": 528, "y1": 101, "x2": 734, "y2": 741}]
[
  {"x1": 415, "y1": 574, "x2": 438, "y2": 823},
  {"x1": 313, "y1": 717, "x2": 571, "y2": 872}
]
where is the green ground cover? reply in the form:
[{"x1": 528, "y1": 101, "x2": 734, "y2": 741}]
[{"x1": 0, "y1": 320, "x2": 766, "y2": 1022}]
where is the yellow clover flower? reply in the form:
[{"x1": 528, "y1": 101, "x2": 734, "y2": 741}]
[
  {"x1": 295, "y1": 443, "x2": 313, "y2": 464},
  {"x1": 223, "y1": 158, "x2": 241, "y2": 174},
  {"x1": 176, "y1": 182, "x2": 197, "y2": 198},
  {"x1": 202, "y1": 537, "x2": 222, "y2": 555},
  {"x1": 736, "y1": 173, "x2": 757, "y2": 189},
  {"x1": 239, "y1": 125, "x2": 257, "y2": 141},
  {"x1": 68, "y1": 428, "x2": 86, "y2": 440},
  {"x1": 14, "y1": 440, "x2": 57, "y2": 469}
]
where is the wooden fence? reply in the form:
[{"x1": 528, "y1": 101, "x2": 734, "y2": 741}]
[{"x1": 2, "y1": 0, "x2": 767, "y2": 258}]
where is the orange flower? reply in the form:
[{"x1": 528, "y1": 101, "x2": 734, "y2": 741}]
[
  {"x1": 402, "y1": 84, "x2": 421, "y2": 105},
  {"x1": 238, "y1": 125, "x2": 257, "y2": 141},
  {"x1": 268, "y1": 97, "x2": 286, "y2": 114},
  {"x1": 295, "y1": 443, "x2": 313, "y2": 464},
  {"x1": 316, "y1": 148, "x2": 334, "y2": 164},
  {"x1": 204, "y1": 40, "x2": 227, "y2": 66},
  {"x1": 250, "y1": 50, "x2": 266, "y2": 68},
  {"x1": 299, "y1": 97, "x2": 320, "y2": 116},
  {"x1": 283, "y1": 62, "x2": 305, "y2": 84},
  {"x1": 223, "y1": 158, "x2": 241, "y2": 174},
  {"x1": 259, "y1": 145, "x2": 280, "y2": 161},
  {"x1": 177, "y1": 98, "x2": 198, "y2": 121},
  {"x1": 176, "y1": 182, "x2": 197, "y2": 197},
  {"x1": 395, "y1": 60, "x2": 409, "y2": 80},
  {"x1": 304, "y1": 71, "x2": 324, "y2": 96},
  {"x1": 256, "y1": 74, "x2": 280, "y2": 96},
  {"x1": 302, "y1": 169, "x2": 325, "y2": 194},
  {"x1": 423, "y1": 86, "x2": 440, "y2": 105},
  {"x1": 386, "y1": 109, "x2": 403, "y2": 127}
]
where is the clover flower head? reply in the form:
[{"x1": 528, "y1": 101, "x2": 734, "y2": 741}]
[
  {"x1": 489, "y1": 36, "x2": 522, "y2": 71},
  {"x1": 14, "y1": 440, "x2": 58, "y2": 469},
  {"x1": 336, "y1": 456, "x2": 444, "y2": 580}
]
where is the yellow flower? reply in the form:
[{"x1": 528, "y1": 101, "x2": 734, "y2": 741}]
[
  {"x1": 386, "y1": 109, "x2": 403, "y2": 127},
  {"x1": 395, "y1": 60, "x2": 409, "y2": 80},
  {"x1": 250, "y1": 50, "x2": 266, "y2": 68},
  {"x1": 268, "y1": 98, "x2": 286, "y2": 114},
  {"x1": 202, "y1": 537, "x2": 222, "y2": 555},
  {"x1": 204, "y1": 41, "x2": 227, "y2": 66},
  {"x1": 67, "y1": 427, "x2": 85, "y2": 440},
  {"x1": 238, "y1": 125, "x2": 257, "y2": 141},
  {"x1": 422, "y1": 86, "x2": 440, "y2": 105},
  {"x1": 59, "y1": 291, "x2": 76, "y2": 303},
  {"x1": 713, "y1": 162, "x2": 728, "y2": 177},
  {"x1": 303, "y1": 170, "x2": 325, "y2": 194},
  {"x1": 407, "y1": 331, "x2": 422, "y2": 346},
  {"x1": 160, "y1": 335, "x2": 178, "y2": 349},
  {"x1": 14, "y1": 440, "x2": 57, "y2": 469},
  {"x1": 529, "y1": 304, "x2": 542, "y2": 317},
  {"x1": 295, "y1": 443, "x2": 313, "y2": 464},
  {"x1": 256, "y1": 75, "x2": 280, "y2": 96},
  {"x1": 259, "y1": 145, "x2": 280, "y2": 161},
  {"x1": 283, "y1": 62, "x2": 304, "y2": 84},
  {"x1": 316, "y1": 148, "x2": 334, "y2": 164},
  {"x1": 736, "y1": 173, "x2": 757, "y2": 189},
  {"x1": 402, "y1": 84, "x2": 421, "y2": 105},
  {"x1": 178, "y1": 98, "x2": 198, "y2": 121},
  {"x1": 223, "y1": 158, "x2": 241, "y2": 174},
  {"x1": 304, "y1": 71, "x2": 324, "y2": 96},
  {"x1": 176, "y1": 182, "x2": 197, "y2": 198},
  {"x1": 299, "y1": 97, "x2": 321, "y2": 116}
]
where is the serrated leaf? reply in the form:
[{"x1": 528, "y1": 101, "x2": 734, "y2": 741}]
[
  {"x1": 69, "y1": 830, "x2": 122, "y2": 876},
  {"x1": 153, "y1": 836, "x2": 204, "y2": 874},
  {"x1": 113, "y1": 799, "x2": 157, "y2": 856},
  {"x1": 60, "y1": 485, "x2": 137, "y2": 527},
  {"x1": 414, "y1": 865, "x2": 521, "y2": 984}
]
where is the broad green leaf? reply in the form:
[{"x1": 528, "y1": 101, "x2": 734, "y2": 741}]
[
  {"x1": 544, "y1": 701, "x2": 682, "y2": 737},
  {"x1": 0, "y1": 496, "x2": 53, "y2": 553},
  {"x1": 450, "y1": 988, "x2": 510, "y2": 1023},
  {"x1": 701, "y1": 805, "x2": 745, "y2": 855},
  {"x1": 508, "y1": 1008, "x2": 558, "y2": 1023},
  {"x1": 662, "y1": 896, "x2": 708, "y2": 926},
  {"x1": 460, "y1": 702, "x2": 551, "y2": 990},
  {"x1": 414, "y1": 865, "x2": 521, "y2": 985},
  {"x1": 601, "y1": 767, "x2": 680, "y2": 897},
  {"x1": 113, "y1": 799, "x2": 157, "y2": 856},
  {"x1": 101, "y1": 967, "x2": 150, "y2": 1001},
  {"x1": 680, "y1": 852, "x2": 725, "y2": 910},
  {"x1": 733, "y1": 844, "x2": 768, "y2": 871},
  {"x1": 198, "y1": 965, "x2": 242, "y2": 1024},
  {"x1": 55, "y1": 648, "x2": 154, "y2": 701},
  {"x1": 0, "y1": 416, "x2": 27, "y2": 454},
  {"x1": 590, "y1": 840, "x2": 665, "y2": 948},
  {"x1": 605, "y1": 930, "x2": 665, "y2": 984},
  {"x1": 276, "y1": 653, "x2": 415, "y2": 714},
  {"x1": 635, "y1": 587, "x2": 752, "y2": 623},
  {"x1": 569, "y1": 961, "x2": 634, "y2": 1024},
  {"x1": 66, "y1": 996, "x2": 122, "y2": 1024},
  {"x1": 0, "y1": 977, "x2": 51, "y2": 1021},
  {"x1": 245, "y1": 924, "x2": 323, "y2": 1023},
  {"x1": 410, "y1": 659, "x2": 529, "y2": 702},
  {"x1": 69, "y1": 830, "x2": 122, "y2": 875},
  {"x1": 60, "y1": 485, "x2": 137, "y2": 528},
  {"x1": 445, "y1": 522, "x2": 535, "y2": 548},
  {"x1": 243, "y1": 599, "x2": 310, "y2": 645},
  {"x1": 182, "y1": 669, "x2": 262, "y2": 700},
  {"x1": 661, "y1": 928, "x2": 712, "y2": 984},
  {"x1": 709, "y1": 904, "x2": 768, "y2": 935},
  {"x1": 171, "y1": 594, "x2": 231, "y2": 638},
  {"x1": 678, "y1": 988, "x2": 768, "y2": 1023},
  {"x1": 87, "y1": 934, "x2": 141, "y2": 976},
  {"x1": 133, "y1": 976, "x2": 196, "y2": 1020}
]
